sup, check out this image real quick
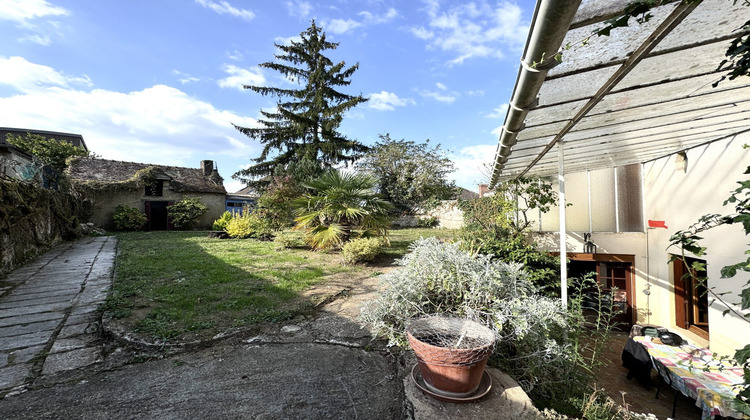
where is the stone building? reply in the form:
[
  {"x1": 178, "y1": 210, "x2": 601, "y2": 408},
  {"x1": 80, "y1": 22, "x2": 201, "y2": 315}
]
[{"x1": 67, "y1": 158, "x2": 226, "y2": 230}]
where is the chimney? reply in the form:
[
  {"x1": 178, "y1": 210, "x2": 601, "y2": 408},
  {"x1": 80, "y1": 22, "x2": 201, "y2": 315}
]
[
  {"x1": 478, "y1": 184, "x2": 489, "y2": 197},
  {"x1": 201, "y1": 160, "x2": 213, "y2": 176}
]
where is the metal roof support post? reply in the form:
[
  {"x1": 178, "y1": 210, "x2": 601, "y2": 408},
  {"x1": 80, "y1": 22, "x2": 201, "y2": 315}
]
[{"x1": 558, "y1": 141, "x2": 567, "y2": 307}]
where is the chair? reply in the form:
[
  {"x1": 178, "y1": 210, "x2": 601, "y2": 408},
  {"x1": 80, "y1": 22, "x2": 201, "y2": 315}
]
[{"x1": 653, "y1": 358, "x2": 679, "y2": 418}]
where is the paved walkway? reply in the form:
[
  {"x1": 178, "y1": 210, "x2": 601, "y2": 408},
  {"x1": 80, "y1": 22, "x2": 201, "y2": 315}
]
[{"x1": 0, "y1": 236, "x2": 116, "y2": 393}]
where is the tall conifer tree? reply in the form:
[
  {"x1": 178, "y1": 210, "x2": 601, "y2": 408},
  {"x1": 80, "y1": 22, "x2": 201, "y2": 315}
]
[{"x1": 233, "y1": 21, "x2": 369, "y2": 190}]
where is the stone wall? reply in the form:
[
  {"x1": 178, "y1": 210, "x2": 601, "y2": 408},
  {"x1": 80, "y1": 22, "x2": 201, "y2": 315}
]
[
  {"x1": 0, "y1": 180, "x2": 83, "y2": 276},
  {"x1": 392, "y1": 200, "x2": 466, "y2": 229},
  {"x1": 83, "y1": 183, "x2": 224, "y2": 230}
]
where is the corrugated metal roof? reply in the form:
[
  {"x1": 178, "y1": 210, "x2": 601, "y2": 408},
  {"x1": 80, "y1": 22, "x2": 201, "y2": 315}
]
[{"x1": 490, "y1": 0, "x2": 750, "y2": 186}]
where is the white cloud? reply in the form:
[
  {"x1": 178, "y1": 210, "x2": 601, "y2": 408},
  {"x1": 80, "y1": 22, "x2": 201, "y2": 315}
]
[
  {"x1": 491, "y1": 125, "x2": 503, "y2": 137},
  {"x1": 368, "y1": 91, "x2": 415, "y2": 111},
  {"x1": 410, "y1": 27, "x2": 433, "y2": 40},
  {"x1": 449, "y1": 144, "x2": 497, "y2": 188},
  {"x1": 467, "y1": 89, "x2": 485, "y2": 96},
  {"x1": 419, "y1": 86, "x2": 457, "y2": 104},
  {"x1": 172, "y1": 70, "x2": 200, "y2": 85},
  {"x1": 195, "y1": 0, "x2": 255, "y2": 21},
  {"x1": 413, "y1": 0, "x2": 528, "y2": 65},
  {"x1": 286, "y1": 0, "x2": 313, "y2": 19},
  {"x1": 359, "y1": 8, "x2": 399, "y2": 24},
  {"x1": 486, "y1": 103, "x2": 508, "y2": 118},
  {"x1": 1, "y1": 0, "x2": 69, "y2": 46},
  {"x1": 226, "y1": 50, "x2": 243, "y2": 61},
  {"x1": 18, "y1": 34, "x2": 51, "y2": 45},
  {"x1": 326, "y1": 18, "x2": 362, "y2": 34},
  {"x1": 0, "y1": 0, "x2": 69, "y2": 23},
  {"x1": 0, "y1": 56, "x2": 91, "y2": 92},
  {"x1": 0, "y1": 56, "x2": 258, "y2": 173},
  {"x1": 274, "y1": 35, "x2": 301, "y2": 46},
  {"x1": 217, "y1": 64, "x2": 265, "y2": 91},
  {"x1": 321, "y1": 7, "x2": 399, "y2": 35}
]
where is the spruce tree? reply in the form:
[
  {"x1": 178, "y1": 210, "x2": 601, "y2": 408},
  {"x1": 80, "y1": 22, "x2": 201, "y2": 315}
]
[{"x1": 233, "y1": 21, "x2": 369, "y2": 190}]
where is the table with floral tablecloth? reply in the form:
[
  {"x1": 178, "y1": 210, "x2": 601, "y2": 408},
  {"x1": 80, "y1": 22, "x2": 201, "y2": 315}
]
[{"x1": 633, "y1": 336, "x2": 747, "y2": 420}]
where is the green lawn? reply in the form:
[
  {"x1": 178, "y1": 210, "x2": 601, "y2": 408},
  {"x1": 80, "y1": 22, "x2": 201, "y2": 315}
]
[{"x1": 108, "y1": 228, "x2": 456, "y2": 341}]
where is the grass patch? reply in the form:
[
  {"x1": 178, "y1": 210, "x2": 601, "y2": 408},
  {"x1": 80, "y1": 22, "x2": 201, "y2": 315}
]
[
  {"x1": 109, "y1": 228, "x2": 457, "y2": 341},
  {"x1": 110, "y1": 231, "x2": 358, "y2": 341}
]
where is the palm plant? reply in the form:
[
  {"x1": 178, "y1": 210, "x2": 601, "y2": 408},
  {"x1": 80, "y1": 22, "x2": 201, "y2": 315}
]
[{"x1": 292, "y1": 170, "x2": 393, "y2": 250}]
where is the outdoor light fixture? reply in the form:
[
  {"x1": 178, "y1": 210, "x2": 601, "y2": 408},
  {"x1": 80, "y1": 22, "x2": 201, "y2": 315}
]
[
  {"x1": 583, "y1": 232, "x2": 597, "y2": 254},
  {"x1": 675, "y1": 151, "x2": 688, "y2": 173}
]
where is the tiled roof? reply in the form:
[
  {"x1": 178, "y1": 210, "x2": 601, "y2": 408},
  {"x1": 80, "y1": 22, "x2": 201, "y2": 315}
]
[
  {"x1": 67, "y1": 158, "x2": 226, "y2": 194},
  {"x1": 455, "y1": 187, "x2": 479, "y2": 200}
]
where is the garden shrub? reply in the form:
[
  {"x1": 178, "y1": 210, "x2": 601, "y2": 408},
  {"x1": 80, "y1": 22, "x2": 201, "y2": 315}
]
[
  {"x1": 416, "y1": 216, "x2": 438, "y2": 228},
  {"x1": 361, "y1": 237, "x2": 620, "y2": 418},
  {"x1": 341, "y1": 237, "x2": 384, "y2": 264},
  {"x1": 212, "y1": 211, "x2": 233, "y2": 231},
  {"x1": 256, "y1": 175, "x2": 304, "y2": 230},
  {"x1": 225, "y1": 211, "x2": 273, "y2": 240},
  {"x1": 113, "y1": 205, "x2": 146, "y2": 231},
  {"x1": 168, "y1": 196, "x2": 208, "y2": 230},
  {"x1": 273, "y1": 231, "x2": 301, "y2": 250}
]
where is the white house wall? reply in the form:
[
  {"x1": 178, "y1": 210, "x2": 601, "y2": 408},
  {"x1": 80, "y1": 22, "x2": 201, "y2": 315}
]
[
  {"x1": 529, "y1": 134, "x2": 749, "y2": 357},
  {"x1": 644, "y1": 134, "x2": 750, "y2": 356}
]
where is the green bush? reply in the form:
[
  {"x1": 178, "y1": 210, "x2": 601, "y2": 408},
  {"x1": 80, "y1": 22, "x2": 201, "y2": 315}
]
[
  {"x1": 416, "y1": 216, "x2": 438, "y2": 228},
  {"x1": 113, "y1": 205, "x2": 147, "y2": 231},
  {"x1": 225, "y1": 211, "x2": 273, "y2": 240},
  {"x1": 168, "y1": 196, "x2": 208, "y2": 230},
  {"x1": 212, "y1": 211, "x2": 233, "y2": 231},
  {"x1": 273, "y1": 231, "x2": 301, "y2": 251},
  {"x1": 341, "y1": 237, "x2": 384, "y2": 264}
]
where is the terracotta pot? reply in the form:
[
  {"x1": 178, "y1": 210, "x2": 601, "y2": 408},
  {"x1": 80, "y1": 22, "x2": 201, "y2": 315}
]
[{"x1": 406, "y1": 316, "x2": 495, "y2": 398}]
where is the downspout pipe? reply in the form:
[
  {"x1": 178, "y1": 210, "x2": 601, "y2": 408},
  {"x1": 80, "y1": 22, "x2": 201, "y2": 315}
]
[{"x1": 490, "y1": 0, "x2": 581, "y2": 188}]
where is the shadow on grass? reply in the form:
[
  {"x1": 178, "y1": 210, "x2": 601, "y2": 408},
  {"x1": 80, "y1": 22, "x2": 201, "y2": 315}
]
[{"x1": 108, "y1": 231, "x2": 353, "y2": 342}]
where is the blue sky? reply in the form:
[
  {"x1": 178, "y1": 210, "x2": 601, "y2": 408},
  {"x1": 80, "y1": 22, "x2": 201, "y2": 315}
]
[{"x1": 0, "y1": 0, "x2": 535, "y2": 193}]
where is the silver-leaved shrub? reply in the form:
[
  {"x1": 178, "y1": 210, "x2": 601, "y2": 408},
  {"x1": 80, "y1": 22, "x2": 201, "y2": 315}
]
[{"x1": 361, "y1": 237, "x2": 614, "y2": 405}]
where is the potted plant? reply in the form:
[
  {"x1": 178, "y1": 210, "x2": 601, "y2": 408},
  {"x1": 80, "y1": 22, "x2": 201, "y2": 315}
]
[{"x1": 406, "y1": 315, "x2": 496, "y2": 398}]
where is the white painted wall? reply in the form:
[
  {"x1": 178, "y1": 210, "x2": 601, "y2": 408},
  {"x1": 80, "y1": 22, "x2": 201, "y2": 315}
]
[
  {"x1": 643, "y1": 134, "x2": 750, "y2": 356},
  {"x1": 529, "y1": 133, "x2": 750, "y2": 357}
]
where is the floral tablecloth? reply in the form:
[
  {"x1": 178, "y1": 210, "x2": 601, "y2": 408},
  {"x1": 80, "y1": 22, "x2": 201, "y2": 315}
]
[{"x1": 634, "y1": 336, "x2": 747, "y2": 420}]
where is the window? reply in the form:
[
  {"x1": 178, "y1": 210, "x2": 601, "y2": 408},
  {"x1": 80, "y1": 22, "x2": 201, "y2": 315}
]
[
  {"x1": 145, "y1": 180, "x2": 163, "y2": 197},
  {"x1": 672, "y1": 256, "x2": 709, "y2": 338}
]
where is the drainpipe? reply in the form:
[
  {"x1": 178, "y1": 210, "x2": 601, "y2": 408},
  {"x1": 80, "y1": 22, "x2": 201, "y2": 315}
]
[{"x1": 490, "y1": 0, "x2": 582, "y2": 188}]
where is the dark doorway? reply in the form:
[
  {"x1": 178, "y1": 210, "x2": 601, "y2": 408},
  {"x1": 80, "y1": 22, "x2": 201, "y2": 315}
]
[
  {"x1": 568, "y1": 254, "x2": 635, "y2": 329},
  {"x1": 145, "y1": 201, "x2": 170, "y2": 231}
]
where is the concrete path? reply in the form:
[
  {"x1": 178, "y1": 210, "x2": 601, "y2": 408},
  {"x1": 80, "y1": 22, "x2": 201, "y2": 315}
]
[{"x1": 0, "y1": 236, "x2": 116, "y2": 394}]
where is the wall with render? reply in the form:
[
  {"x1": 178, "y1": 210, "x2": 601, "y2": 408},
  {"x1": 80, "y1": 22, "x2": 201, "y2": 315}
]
[
  {"x1": 528, "y1": 134, "x2": 750, "y2": 356},
  {"x1": 83, "y1": 181, "x2": 225, "y2": 230},
  {"x1": 643, "y1": 134, "x2": 750, "y2": 357}
]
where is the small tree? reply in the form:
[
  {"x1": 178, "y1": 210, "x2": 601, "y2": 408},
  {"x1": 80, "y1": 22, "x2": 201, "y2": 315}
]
[
  {"x1": 5, "y1": 132, "x2": 91, "y2": 188},
  {"x1": 458, "y1": 176, "x2": 561, "y2": 293},
  {"x1": 292, "y1": 170, "x2": 392, "y2": 250},
  {"x1": 254, "y1": 175, "x2": 304, "y2": 230},
  {"x1": 168, "y1": 196, "x2": 208, "y2": 230},
  {"x1": 233, "y1": 21, "x2": 370, "y2": 190},
  {"x1": 356, "y1": 134, "x2": 457, "y2": 213}
]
